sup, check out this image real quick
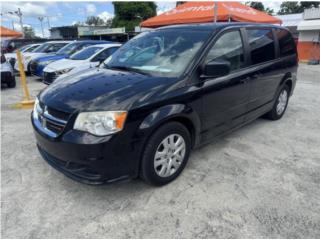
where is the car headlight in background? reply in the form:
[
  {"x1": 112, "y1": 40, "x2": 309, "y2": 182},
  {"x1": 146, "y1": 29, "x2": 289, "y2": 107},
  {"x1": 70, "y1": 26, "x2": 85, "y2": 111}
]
[
  {"x1": 74, "y1": 111, "x2": 127, "y2": 136},
  {"x1": 56, "y1": 68, "x2": 73, "y2": 75},
  {"x1": 24, "y1": 56, "x2": 31, "y2": 61}
]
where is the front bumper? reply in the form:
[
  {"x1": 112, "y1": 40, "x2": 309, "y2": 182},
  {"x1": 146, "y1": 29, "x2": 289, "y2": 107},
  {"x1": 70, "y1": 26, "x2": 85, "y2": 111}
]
[{"x1": 32, "y1": 113, "x2": 143, "y2": 184}]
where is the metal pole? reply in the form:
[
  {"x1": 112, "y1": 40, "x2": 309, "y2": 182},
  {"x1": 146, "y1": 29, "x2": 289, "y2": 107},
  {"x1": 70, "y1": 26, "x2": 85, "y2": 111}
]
[
  {"x1": 47, "y1": 16, "x2": 51, "y2": 29},
  {"x1": 17, "y1": 8, "x2": 24, "y2": 38},
  {"x1": 214, "y1": 2, "x2": 218, "y2": 23},
  {"x1": 38, "y1": 17, "x2": 44, "y2": 38},
  {"x1": 12, "y1": 20, "x2": 15, "y2": 30}
]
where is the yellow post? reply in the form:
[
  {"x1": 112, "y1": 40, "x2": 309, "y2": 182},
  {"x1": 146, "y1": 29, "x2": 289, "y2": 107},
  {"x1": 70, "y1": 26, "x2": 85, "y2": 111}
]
[{"x1": 14, "y1": 50, "x2": 35, "y2": 109}]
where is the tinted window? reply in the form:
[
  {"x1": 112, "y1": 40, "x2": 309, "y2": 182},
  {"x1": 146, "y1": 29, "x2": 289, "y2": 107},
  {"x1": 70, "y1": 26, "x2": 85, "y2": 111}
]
[
  {"x1": 92, "y1": 49, "x2": 111, "y2": 62},
  {"x1": 25, "y1": 45, "x2": 39, "y2": 52},
  {"x1": 205, "y1": 30, "x2": 245, "y2": 71},
  {"x1": 70, "y1": 46, "x2": 103, "y2": 60},
  {"x1": 275, "y1": 29, "x2": 296, "y2": 57},
  {"x1": 247, "y1": 29, "x2": 275, "y2": 65},
  {"x1": 46, "y1": 43, "x2": 67, "y2": 53},
  {"x1": 56, "y1": 42, "x2": 80, "y2": 55}
]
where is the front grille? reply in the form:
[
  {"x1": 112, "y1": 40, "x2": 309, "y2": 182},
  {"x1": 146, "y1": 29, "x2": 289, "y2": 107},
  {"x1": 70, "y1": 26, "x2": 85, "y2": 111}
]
[
  {"x1": 29, "y1": 60, "x2": 38, "y2": 75},
  {"x1": 43, "y1": 71, "x2": 57, "y2": 85},
  {"x1": 35, "y1": 101, "x2": 71, "y2": 136}
]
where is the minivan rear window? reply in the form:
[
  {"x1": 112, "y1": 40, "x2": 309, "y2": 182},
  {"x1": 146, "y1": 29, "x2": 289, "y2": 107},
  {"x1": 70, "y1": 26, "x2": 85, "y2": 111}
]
[
  {"x1": 247, "y1": 29, "x2": 275, "y2": 65},
  {"x1": 275, "y1": 29, "x2": 296, "y2": 57}
]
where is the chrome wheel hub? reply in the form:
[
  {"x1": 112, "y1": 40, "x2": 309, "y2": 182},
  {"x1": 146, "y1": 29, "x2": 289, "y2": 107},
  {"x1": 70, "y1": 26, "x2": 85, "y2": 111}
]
[
  {"x1": 154, "y1": 134, "x2": 186, "y2": 178},
  {"x1": 276, "y1": 89, "x2": 288, "y2": 115}
]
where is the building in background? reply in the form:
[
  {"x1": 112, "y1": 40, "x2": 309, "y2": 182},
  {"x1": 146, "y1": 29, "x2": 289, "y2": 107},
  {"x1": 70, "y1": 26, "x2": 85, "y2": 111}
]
[
  {"x1": 277, "y1": 13, "x2": 303, "y2": 40},
  {"x1": 297, "y1": 8, "x2": 320, "y2": 63},
  {"x1": 49, "y1": 26, "x2": 132, "y2": 42}
]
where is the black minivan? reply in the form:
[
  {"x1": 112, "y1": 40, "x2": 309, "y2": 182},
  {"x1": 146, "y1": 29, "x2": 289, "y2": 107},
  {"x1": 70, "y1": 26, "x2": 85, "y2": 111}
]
[{"x1": 32, "y1": 23, "x2": 297, "y2": 186}]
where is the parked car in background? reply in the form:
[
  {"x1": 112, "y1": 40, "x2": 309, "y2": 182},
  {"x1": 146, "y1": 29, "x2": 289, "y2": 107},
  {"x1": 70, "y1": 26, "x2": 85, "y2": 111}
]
[
  {"x1": 14, "y1": 41, "x2": 71, "y2": 74},
  {"x1": 29, "y1": 40, "x2": 111, "y2": 78},
  {"x1": 32, "y1": 23, "x2": 297, "y2": 186},
  {"x1": 43, "y1": 43, "x2": 121, "y2": 84},
  {"x1": 1, "y1": 38, "x2": 48, "y2": 53},
  {"x1": 1, "y1": 54, "x2": 15, "y2": 88},
  {"x1": 5, "y1": 43, "x2": 41, "y2": 68}
]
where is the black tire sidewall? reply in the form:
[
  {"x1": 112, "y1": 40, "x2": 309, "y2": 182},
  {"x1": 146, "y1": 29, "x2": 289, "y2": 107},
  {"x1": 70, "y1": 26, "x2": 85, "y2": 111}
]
[{"x1": 141, "y1": 122, "x2": 191, "y2": 186}]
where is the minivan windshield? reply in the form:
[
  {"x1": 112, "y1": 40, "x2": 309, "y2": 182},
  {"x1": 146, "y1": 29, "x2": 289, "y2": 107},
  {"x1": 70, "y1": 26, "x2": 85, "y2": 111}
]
[
  {"x1": 104, "y1": 29, "x2": 211, "y2": 77},
  {"x1": 70, "y1": 46, "x2": 103, "y2": 60}
]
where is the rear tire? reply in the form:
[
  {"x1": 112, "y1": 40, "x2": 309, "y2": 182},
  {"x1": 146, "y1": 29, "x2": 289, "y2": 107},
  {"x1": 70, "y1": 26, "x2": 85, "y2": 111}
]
[
  {"x1": 140, "y1": 122, "x2": 191, "y2": 186},
  {"x1": 265, "y1": 84, "x2": 289, "y2": 120}
]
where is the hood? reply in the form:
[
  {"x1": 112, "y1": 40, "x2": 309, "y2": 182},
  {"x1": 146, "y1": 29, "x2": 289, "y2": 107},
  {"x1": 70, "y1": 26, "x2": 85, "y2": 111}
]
[
  {"x1": 44, "y1": 58, "x2": 86, "y2": 72},
  {"x1": 37, "y1": 54, "x2": 67, "y2": 63},
  {"x1": 39, "y1": 67, "x2": 179, "y2": 113}
]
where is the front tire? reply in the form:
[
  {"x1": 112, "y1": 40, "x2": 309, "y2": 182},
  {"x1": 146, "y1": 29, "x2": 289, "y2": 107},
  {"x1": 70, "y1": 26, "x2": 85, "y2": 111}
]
[
  {"x1": 140, "y1": 122, "x2": 191, "y2": 186},
  {"x1": 265, "y1": 84, "x2": 289, "y2": 120}
]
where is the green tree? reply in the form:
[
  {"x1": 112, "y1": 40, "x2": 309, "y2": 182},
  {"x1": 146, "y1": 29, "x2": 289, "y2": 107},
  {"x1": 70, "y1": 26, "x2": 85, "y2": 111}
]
[
  {"x1": 300, "y1": 1, "x2": 320, "y2": 9},
  {"x1": 278, "y1": 1, "x2": 320, "y2": 15},
  {"x1": 246, "y1": 2, "x2": 265, "y2": 11},
  {"x1": 112, "y1": 2, "x2": 157, "y2": 31},
  {"x1": 176, "y1": 1, "x2": 186, "y2": 7},
  {"x1": 85, "y1": 16, "x2": 105, "y2": 26},
  {"x1": 23, "y1": 26, "x2": 36, "y2": 38},
  {"x1": 246, "y1": 2, "x2": 274, "y2": 15}
]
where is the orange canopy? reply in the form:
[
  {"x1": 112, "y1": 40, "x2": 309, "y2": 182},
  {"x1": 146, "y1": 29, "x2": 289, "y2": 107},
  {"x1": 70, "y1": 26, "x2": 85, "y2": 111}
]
[
  {"x1": 0, "y1": 26, "x2": 23, "y2": 38},
  {"x1": 142, "y1": 2, "x2": 282, "y2": 27}
]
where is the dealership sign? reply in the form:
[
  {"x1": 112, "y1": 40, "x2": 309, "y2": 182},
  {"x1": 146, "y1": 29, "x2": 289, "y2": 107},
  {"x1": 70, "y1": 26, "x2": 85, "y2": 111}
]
[{"x1": 78, "y1": 27, "x2": 125, "y2": 36}]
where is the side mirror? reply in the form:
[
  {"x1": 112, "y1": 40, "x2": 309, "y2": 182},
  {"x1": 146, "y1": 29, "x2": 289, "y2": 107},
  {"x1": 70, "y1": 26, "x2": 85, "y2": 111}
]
[{"x1": 201, "y1": 60, "x2": 231, "y2": 79}]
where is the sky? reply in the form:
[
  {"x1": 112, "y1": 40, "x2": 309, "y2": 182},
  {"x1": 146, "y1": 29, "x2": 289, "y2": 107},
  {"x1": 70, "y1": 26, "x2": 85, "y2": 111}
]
[{"x1": 1, "y1": 1, "x2": 282, "y2": 38}]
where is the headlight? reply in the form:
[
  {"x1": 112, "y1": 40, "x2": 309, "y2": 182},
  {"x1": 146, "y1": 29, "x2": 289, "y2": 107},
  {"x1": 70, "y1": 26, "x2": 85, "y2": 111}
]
[
  {"x1": 24, "y1": 56, "x2": 31, "y2": 61},
  {"x1": 56, "y1": 68, "x2": 73, "y2": 75},
  {"x1": 32, "y1": 98, "x2": 40, "y2": 119},
  {"x1": 74, "y1": 111, "x2": 127, "y2": 136}
]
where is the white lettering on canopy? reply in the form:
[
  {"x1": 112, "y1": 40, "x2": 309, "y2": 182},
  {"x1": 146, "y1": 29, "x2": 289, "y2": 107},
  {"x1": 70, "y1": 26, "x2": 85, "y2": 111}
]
[{"x1": 163, "y1": 3, "x2": 258, "y2": 16}]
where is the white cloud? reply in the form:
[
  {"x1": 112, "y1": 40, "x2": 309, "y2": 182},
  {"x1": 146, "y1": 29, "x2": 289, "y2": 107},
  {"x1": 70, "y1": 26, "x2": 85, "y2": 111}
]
[
  {"x1": 156, "y1": 2, "x2": 176, "y2": 15},
  {"x1": 86, "y1": 4, "x2": 96, "y2": 15},
  {"x1": 263, "y1": 1, "x2": 281, "y2": 13},
  {"x1": 2, "y1": 2, "x2": 47, "y2": 18},
  {"x1": 98, "y1": 11, "x2": 114, "y2": 22}
]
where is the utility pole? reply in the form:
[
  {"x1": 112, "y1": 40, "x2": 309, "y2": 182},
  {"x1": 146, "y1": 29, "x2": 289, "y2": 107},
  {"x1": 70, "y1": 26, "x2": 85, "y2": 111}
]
[
  {"x1": 17, "y1": 8, "x2": 24, "y2": 37},
  {"x1": 46, "y1": 16, "x2": 51, "y2": 30},
  {"x1": 7, "y1": 8, "x2": 24, "y2": 37},
  {"x1": 12, "y1": 20, "x2": 15, "y2": 30},
  {"x1": 38, "y1": 16, "x2": 45, "y2": 38}
]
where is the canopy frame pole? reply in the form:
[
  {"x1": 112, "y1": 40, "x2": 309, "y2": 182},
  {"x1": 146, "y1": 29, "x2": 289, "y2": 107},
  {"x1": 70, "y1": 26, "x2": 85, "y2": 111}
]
[{"x1": 214, "y1": 2, "x2": 218, "y2": 23}]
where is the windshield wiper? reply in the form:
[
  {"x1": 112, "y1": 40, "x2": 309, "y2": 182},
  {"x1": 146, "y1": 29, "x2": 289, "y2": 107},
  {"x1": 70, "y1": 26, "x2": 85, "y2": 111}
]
[{"x1": 105, "y1": 65, "x2": 150, "y2": 76}]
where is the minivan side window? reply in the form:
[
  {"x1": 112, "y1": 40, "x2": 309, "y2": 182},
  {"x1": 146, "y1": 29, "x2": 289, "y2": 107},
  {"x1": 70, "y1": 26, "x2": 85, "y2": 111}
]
[
  {"x1": 247, "y1": 29, "x2": 275, "y2": 65},
  {"x1": 275, "y1": 29, "x2": 296, "y2": 57},
  {"x1": 205, "y1": 30, "x2": 245, "y2": 71}
]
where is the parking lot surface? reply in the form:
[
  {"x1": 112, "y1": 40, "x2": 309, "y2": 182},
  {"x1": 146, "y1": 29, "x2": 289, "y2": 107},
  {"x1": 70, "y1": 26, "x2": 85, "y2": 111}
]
[{"x1": 1, "y1": 65, "x2": 320, "y2": 238}]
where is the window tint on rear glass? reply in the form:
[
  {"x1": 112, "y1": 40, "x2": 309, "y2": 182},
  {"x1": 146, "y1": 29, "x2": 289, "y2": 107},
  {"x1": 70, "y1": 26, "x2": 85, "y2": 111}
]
[
  {"x1": 205, "y1": 30, "x2": 245, "y2": 71},
  {"x1": 247, "y1": 29, "x2": 275, "y2": 65},
  {"x1": 275, "y1": 29, "x2": 296, "y2": 57}
]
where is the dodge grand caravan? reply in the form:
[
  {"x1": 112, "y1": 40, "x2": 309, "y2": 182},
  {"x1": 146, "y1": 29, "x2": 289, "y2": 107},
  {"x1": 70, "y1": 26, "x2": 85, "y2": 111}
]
[{"x1": 32, "y1": 23, "x2": 298, "y2": 186}]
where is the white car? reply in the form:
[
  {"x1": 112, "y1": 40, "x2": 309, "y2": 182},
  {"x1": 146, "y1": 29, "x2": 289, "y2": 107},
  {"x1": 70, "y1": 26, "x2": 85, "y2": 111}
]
[
  {"x1": 1, "y1": 54, "x2": 16, "y2": 88},
  {"x1": 5, "y1": 43, "x2": 41, "y2": 68},
  {"x1": 43, "y1": 43, "x2": 121, "y2": 84},
  {"x1": 14, "y1": 41, "x2": 71, "y2": 73}
]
